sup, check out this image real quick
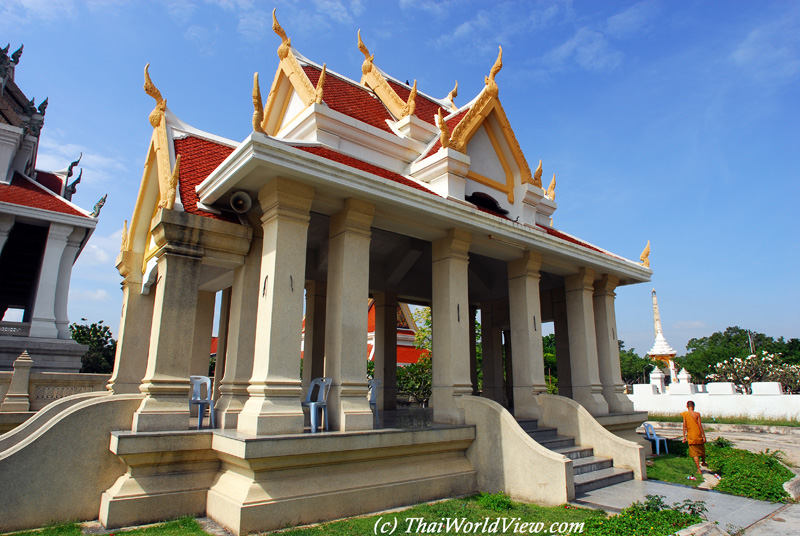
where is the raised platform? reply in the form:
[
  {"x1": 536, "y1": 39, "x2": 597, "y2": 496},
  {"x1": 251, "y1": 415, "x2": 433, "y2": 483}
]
[
  {"x1": 100, "y1": 425, "x2": 478, "y2": 535},
  {"x1": 0, "y1": 336, "x2": 88, "y2": 373}
]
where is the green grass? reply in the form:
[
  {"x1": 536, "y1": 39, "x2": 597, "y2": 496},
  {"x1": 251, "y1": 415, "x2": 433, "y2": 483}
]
[
  {"x1": 1, "y1": 517, "x2": 208, "y2": 536},
  {"x1": 647, "y1": 413, "x2": 800, "y2": 428},
  {"x1": 647, "y1": 439, "x2": 795, "y2": 502}
]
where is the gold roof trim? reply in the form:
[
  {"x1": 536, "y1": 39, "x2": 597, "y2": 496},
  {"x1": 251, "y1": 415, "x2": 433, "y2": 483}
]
[
  {"x1": 533, "y1": 160, "x2": 543, "y2": 189},
  {"x1": 357, "y1": 30, "x2": 415, "y2": 119},
  {"x1": 253, "y1": 73, "x2": 265, "y2": 134},
  {"x1": 143, "y1": 64, "x2": 178, "y2": 211},
  {"x1": 315, "y1": 63, "x2": 326, "y2": 104},
  {"x1": 640, "y1": 240, "x2": 651, "y2": 268},
  {"x1": 545, "y1": 173, "x2": 556, "y2": 201},
  {"x1": 436, "y1": 108, "x2": 451, "y2": 150},
  {"x1": 447, "y1": 81, "x2": 458, "y2": 111}
]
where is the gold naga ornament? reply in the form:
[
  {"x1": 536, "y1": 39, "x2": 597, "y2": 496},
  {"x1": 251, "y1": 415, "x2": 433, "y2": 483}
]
[
  {"x1": 545, "y1": 173, "x2": 556, "y2": 201},
  {"x1": 143, "y1": 64, "x2": 180, "y2": 210},
  {"x1": 447, "y1": 80, "x2": 458, "y2": 112},
  {"x1": 533, "y1": 160, "x2": 543, "y2": 189},
  {"x1": 640, "y1": 240, "x2": 651, "y2": 268},
  {"x1": 357, "y1": 30, "x2": 416, "y2": 119}
]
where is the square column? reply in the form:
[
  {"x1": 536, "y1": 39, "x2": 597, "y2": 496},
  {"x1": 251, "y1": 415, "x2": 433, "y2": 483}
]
[
  {"x1": 507, "y1": 251, "x2": 546, "y2": 418},
  {"x1": 29, "y1": 223, "x2": 72, "y2": 338},
  {"x1": 54, "y1": 228, "x2": 85, "y2": 339},
  {"x1": 431, "y1": 228, "x2": 472, "y2": 424},
  {"x1": 212, "y1": 288, "x2": 231, "y2": 402},
  {"x1": 564, "y1": 268, "x2": 609, "y2": 415},
  {"x1": 107, "y1": 251, "x2": 155, "y2": 394},
  {"x1": 132, "y1": 244, "x2": 203, "y2": 431},
  {"x1": 552, "y1": 288, "x2": 572, "y2": 398},
  {"x1": 373, "y1": 292, "x2": 398, "y2": 411},
  {"x1": 479, "y1": 301, "x2": 504, "y2": 404},
  {"x1": 593, "y1": 275, "x2": 634, "y2": 413},
  {"x1": 324, "y1": 199, "x2": 375, "y2": 431},
  {"x1": 301, "y1": 280, "x2": 326, "y2": 396},
  {"x1": 217, "y1": 239, "x2": 261, "y2": 429},
  {"x1": 238, "y1": 179, "x2": 314, "y2": 436},
  {"x1": 189, "y1": 291, "x2": 216, "y2": 376}
]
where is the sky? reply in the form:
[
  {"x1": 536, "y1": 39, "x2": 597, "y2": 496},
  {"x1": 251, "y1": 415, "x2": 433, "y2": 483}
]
[{"x1": 2, "y1": 0, "x2": 798, "y2": 357}]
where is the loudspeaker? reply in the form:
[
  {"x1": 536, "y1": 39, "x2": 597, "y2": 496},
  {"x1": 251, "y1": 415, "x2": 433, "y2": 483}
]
[{"x1": 230, "y1": 191, "x2": 252, "y2": 213}]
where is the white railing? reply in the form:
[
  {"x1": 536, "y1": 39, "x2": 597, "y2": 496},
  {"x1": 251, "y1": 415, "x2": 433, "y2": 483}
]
[{"x1": 0, "y1": 322, "x2": 30, "y2": 337}]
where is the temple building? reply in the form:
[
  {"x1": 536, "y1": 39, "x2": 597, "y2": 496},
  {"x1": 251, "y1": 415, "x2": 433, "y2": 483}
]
[
  {"x1": 0, "y1": 14, "x2": 653, "y2": 535},
  {"x1": 0, "y1": 44, "x2": 101, "y2": 372}
]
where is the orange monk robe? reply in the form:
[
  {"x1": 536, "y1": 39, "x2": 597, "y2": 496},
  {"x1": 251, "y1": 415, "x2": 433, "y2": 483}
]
[{"x1": 681, "y1": 411, "x2": 706, "y2": 458}]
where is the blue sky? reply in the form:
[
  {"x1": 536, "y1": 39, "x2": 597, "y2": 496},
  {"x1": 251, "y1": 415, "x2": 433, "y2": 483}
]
[{"x1": 2, "y1": 0, "x2": 798, "y2": 356}]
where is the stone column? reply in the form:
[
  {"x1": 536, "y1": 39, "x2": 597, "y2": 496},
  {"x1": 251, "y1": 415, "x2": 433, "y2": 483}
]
[
  {"x1": 508, "y1": 251, "x2": 546, "y2": 418},
  {"x1": 54, "y1": 228, "x2": 84, "y2": 339},
  {"x1": 301, "y1": 280, "x2": 326, "y2": 396},
  {"x1": 469, "y1": 306, "x2": 478, "y2": 395},
  {"x1": 373, "y1": 292, "x2": 398, "y2": 411},
  {"x1": 593, "y1": 275, "x2": 634, "y2": 413},
  {"x1": 132, "y1": 217, "x2": 204, "y2": 432},
  {"x1": 189, "y1": 291, "x2": 216, "y2": 377},
  {"x1": 107, "y1": 251, "x2": 155, "y2": 395},
  {"x1": 0, "y1": 214, "x2": 14, "y2": 256},
  {"x1": 480, "y1": 302, "x2": 504, "y2": 403},
  {"x1": 431, "y1": 228, "x2": 472, "y2": 424},
  {"x1": 564, "y1": 268, "x2": 609, "y2": 415},
  {"x1": 552, "y1": 288, "x2": 572, "y2": 398},
  {"x1": 212, "y1": 288, "x2": 231, "y2": 402},
  {"x1": 237, "y1": 179, "x2": 314, "y2": 436},
  {"x1": 29, "y1": 223, "x2": 72, "y2": 338},
  {"x1": 324, "y1": 199, "x2": 375, "y2": 431},
  {"x1": 0, "y1": 351, "x2": 33, "y2": 412},
  {"x1": 217, "y1": 238, "x2": 262, "y2": 429}
]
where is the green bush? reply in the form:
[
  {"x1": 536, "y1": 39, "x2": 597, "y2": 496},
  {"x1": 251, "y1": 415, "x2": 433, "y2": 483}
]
[
  {"x1": 707, "y1": 444, "x2": 793, "y2": 502},
  {"x1": 583, "y1": 494, "x2": 702, "y2": 535},
  {"x1": 476, "y1": 492, "x2": 513, "y2": 512}
]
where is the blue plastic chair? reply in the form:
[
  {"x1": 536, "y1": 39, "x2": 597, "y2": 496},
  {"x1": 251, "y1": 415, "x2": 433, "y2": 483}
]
[
  {"x1": 368, "y1": 378, "x2": 381, "y2": 428},
  {"x1": 189, "y1": 375, "x2": 215, "y2": 430},
  {"x1": 302, "y1": 377, "x2": 332, "y2": 433},
  {"x1": 643, "y1": 422, "x2": 668, "y2": 455}
]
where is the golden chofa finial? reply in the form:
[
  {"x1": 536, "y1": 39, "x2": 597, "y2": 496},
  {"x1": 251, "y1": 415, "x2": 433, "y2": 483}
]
[
  {"x1": 252, "y1": 72, "x2": 265, "y2": 134},
  {"x1": 315, "y1": 63, "x2": 326, "y2": 104},
  {"x1": 436, "y1": 108, "x2": 451, "y2": 149},
  {"x1": 640, "y1": 240, "x2": 651, "y2": 268},
  {"x1": 485, "y1": 46, "x2": 503, "y2": 97},
  {"x1": 545, "y1": 173, "x2": 556, "y2": 200},
  {"x1": 447, "y1": 80, "x2": 458, "y2": 111},
  {"x1": 143, "y1": 63, "x2": 166, "y2": 127},
  {"x1": 402, "y1": 80, "x2": 417, "y2": 118},
  {"x1": 357, "y1": 29, "x2": 375, "y2": 76},
  {"x1": 272, "y1": 8, "x2": 291, "y2": 60},
  {"x1": 533, "y1": 159, "x2": 543, "y2": 188}
]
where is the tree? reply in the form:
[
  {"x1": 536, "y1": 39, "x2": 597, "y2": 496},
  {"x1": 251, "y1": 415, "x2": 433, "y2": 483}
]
[
  {"x1": 69, "y1": 318, "x2": 117, "y2": 373},
  {"x1": 617, "y1": 341, "x2": 653, "y2": 385},
  {"x1": 708, "y1": 352, "x2": 800, "y2": 394},
  {"x1": 396, "y1": 355, "x2": 432, "y2": 406}
]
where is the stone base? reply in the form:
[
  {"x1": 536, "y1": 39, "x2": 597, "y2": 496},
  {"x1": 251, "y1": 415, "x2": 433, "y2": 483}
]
[
  {"x1": 0, "y1": 336, "x2": 88, "y2": 373},
  {"x1": 596, "y1": 411, "x2": 650, "y2": 450}
]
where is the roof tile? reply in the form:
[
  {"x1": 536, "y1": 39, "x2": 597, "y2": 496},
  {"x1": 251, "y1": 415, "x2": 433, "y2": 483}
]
[
  {"x1": 0, "y1": 172, "x2": 88, "y2": 218},
  {"x1": 173, "y1": 136, "x2": 238, "y2": 223}
]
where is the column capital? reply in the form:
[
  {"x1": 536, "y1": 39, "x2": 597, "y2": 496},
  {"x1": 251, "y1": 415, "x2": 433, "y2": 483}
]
[
  {"x1": 565, "y1": 267, "x2": 596, "y2": 293},
  {"x1": 259, "y1": 177, "x2": 315, "y2": 225},
  {"x1": 593, "y1": 274, "x2": 619, "y2": 297},
  {"x1": 508, "y1": 251, "x2": 542, "y2": 279},
  {"x1": 48, "y1": 222, "x2": 73, "y2": 241},
  {"x1": 330, "y1": 198, "x2": 375, "y2": 238},
  {"x1": 0, "y1": 213, "x2": 14, "y2": 232},
  {"x1": 432, "y1": 228, "x2": 471, "y2": 262}
]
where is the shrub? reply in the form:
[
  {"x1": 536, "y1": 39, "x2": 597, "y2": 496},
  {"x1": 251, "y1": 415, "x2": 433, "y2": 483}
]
[
  {"x1": 707, "y1": 444, "x2": 793, "y2": 502},
  {"x1": 476, "y1": 492, "x2": 513, "y2": 512},
  {"x1": 583, "y1": 494, "x2": 703, "y2": 535}
]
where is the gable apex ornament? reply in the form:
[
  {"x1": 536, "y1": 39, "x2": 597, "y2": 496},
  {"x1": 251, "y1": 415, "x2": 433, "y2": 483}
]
[
  {"x1": 640, "y1": 240, "x2": 651, "y2": 268},
  {"x1": 356, "y1": 30, "x2": 415, "y2": 119},
  {"x1": 143, "y1": 63, "x2": 166, "y2": 128},
  {"x1": 272, "y1": 8, "x2": 291, "y2": 60}
]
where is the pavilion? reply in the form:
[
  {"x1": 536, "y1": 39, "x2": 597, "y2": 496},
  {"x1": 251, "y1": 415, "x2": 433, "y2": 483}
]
[{"x1": 0, "y1": 14, "x2": 652, "y2": 535}]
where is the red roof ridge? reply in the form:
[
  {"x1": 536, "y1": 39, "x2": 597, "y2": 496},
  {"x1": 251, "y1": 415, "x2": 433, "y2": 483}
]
[{"x1": 0, "y1": 172, "x2": 91, "y2": 219}]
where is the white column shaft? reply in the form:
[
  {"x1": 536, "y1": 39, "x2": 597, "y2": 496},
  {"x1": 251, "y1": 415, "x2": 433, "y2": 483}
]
[
  {"x1": 54, "y1": 228, "x2": 84, "y2": 339},
  {"x1": 593, "y1": 275, "x2": 634, "y2": 413},
  {"x1": 29, "y1": 223, "x2": 72, "y2": 338}
]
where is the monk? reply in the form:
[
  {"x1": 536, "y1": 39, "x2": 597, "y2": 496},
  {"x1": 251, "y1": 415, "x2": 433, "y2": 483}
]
[{"x1": 681, "y1": 400, "x2": 707, "y2": 475}]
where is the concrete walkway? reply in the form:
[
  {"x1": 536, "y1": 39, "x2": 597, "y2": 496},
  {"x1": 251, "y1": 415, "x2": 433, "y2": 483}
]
[
  {"x1": 572, "y1": 479, "x2": 785, "y2": 533},
  {"x1": 744, "y1": 503, "x2": 800, "y2": 535}
]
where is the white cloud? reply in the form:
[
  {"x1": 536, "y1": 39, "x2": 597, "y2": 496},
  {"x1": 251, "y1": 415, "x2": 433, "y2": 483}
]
[
  {"x1": 69, "y1": 288, "x2": 112, "y2": 302},
  {"x1": 605, "y1": 0, "x2": 660, "y2": 39},
  {"x1": 35, "y1": 136, "x2": 128, "y2": 188},
  {"x1": 74, "y1": 228, "x2": 123, "y2": 268},
  {"x1": 729, "y1": 12, "x2": 800, "y2": 86},
  {"x1": 545, "y1": 26, "x2": 622, "y2": 73},
  {"x1": 0, "y1": 0, "x2": 75, "y2": 25},
  {"x1": 184, "y1": 24, "x2": 219, "y2": 55}
]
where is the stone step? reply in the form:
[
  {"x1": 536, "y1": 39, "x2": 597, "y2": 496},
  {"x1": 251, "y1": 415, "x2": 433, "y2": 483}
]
[
  {"x1": 516, "y1": 419, "x2": 539, "y2": 432},
  {"x1": 552, "y1": 445, "x2": 595, "y2": 460},
  {"x1": 572, "y1": 455, "x2": 614, "y2": 475},
  {"x1": 525, "y1": 427, "x2": 558, "y2": 441},
  {"x1": 574, "y1": 467, "x2": 634, "y2": 495},
  {"x1": 535, "y1": 435, "x2": 575, "y2": 450}
]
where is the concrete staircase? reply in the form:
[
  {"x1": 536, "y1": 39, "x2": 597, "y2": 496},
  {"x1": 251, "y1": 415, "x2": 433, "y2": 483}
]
[{"x1": 518, "y1": 419, "x2": 633, "y2": 494}]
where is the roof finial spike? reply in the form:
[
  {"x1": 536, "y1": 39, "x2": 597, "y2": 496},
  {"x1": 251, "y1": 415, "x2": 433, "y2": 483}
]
[
  {"x1": 545, "y1": 173, "x2": 556, "y2": 200},
  {"x1": 402, "y1": 79, "x2": 417, "y2": 118},
  {"x1": 143, "y1": 63, "x2": 166, "y2": 127},
  {"x1": 272, "y1": 9, "x2": 291, "y2": 60},
  {"x1": 533, "y1": 159, "x2": 543, "y2": 188},
  {"x1": 315, "y1": 63, "x2": 327, "y2": 104},
  {"x1": 447, "y1": 80, "x2": 459, "y2": 111},
  {"x1": 437, "y1": 108, "x2": 451, "y2": 149},
  {"x1": 357, "y1": 29, "x2": 375, "y2": 76},
  {"x1": 252, "y1": 72, "x2": 265, "y2": 134},
  {"x1": 11, "y1": 44, "x2": 23, "y2": 65},
  {"x1": 640, "y1": 240, "x2": 651, "y2": 268},
  {"x1": 90, "y1": 194, "x2": 107, "y2": 218},
  {"x1": 484, "y1": 46, "x2": 503, "y2": 96}
]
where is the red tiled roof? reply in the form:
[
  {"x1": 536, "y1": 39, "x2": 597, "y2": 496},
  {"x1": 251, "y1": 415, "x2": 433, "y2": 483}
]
[
  {"x1": 423, "y1": 108, "x2": 470, "y2": 158},
  {"x1": 295, "y1": 145, "x2": 438, "y2": 197},
  {"x1": 35, "y1": 171, "x2": 64, "y2": 195},
  {"x1": 398, "y1": 346, "x2": 427, "y2": 365},
  {"x1": 303, "y1": 65, "x2": 394, "y2": 133},
  {"x1": 173, "y1": 136, "x2": 238, "y2": 223},
  {"x1": 210, "y1": 336, "x2": 218, "y2": 355},
  {"x1": 387, "y1": 79, "x2": 444, "y2": 126},
  {"x1": 0, "y1": 172, "x2": 88, "y2": 218},
  {"x1": 536, "y1": 224, "x2": 606, "y2": 255}
]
